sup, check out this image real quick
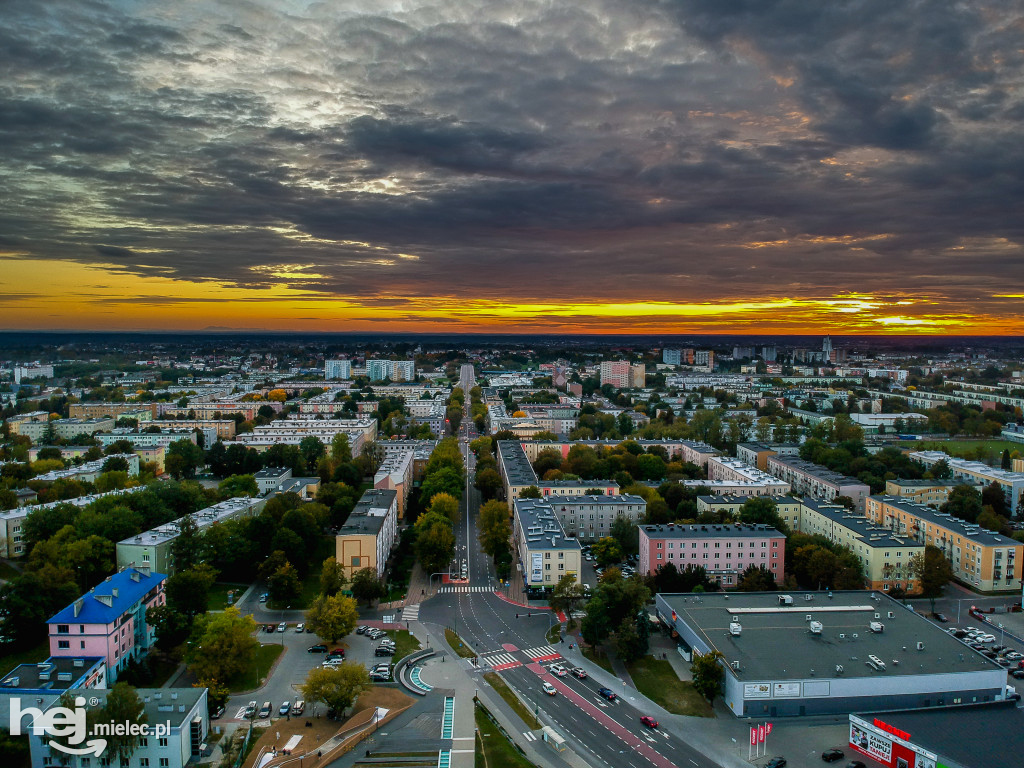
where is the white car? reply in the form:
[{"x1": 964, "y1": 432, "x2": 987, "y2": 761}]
[
  {"x1": 295, "y1": 623, "x2": 305, "y2": 633},
  {"x1": 549, "y1": 663, "x2": 567, "y2": 677},
  {"x1": 542, "y1": 682, "x2": 556, "y2": 696},
  {"x1": 978, "y1": 634, "x2": 996, "y2": 643},
  {"x1": 322, "y1": 658, "x2": 344, "y2": 668}
]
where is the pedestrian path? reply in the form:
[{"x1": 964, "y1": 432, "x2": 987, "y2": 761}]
[
  {"x1": 522, "y1": 731, "x2": 538, "y2": 741},
  {"x1": 480, "y1": 652, "x2": 521, "y2": 671},
  {"x1": 438, "y1": 585, "x2": 492, "y2": 593},
  {"x1": 402, "y1": 603, "x2": 420, "y2": 621},
  {"x1": 524, "y1": 645, "x2": 562, "y2": 662}
]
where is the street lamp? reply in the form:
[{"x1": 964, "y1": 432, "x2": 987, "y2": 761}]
[{"x1": 281, "y1": 604, "x2": 291, "y2": 645}]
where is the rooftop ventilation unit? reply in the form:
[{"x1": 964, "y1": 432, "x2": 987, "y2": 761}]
[
  {"x1": 729, "y1": 622, "x2": 742, "y2": 637},
  {"x1": 779, "y1": 595, "x2": 794, "y2": 606},
  {"x1": 867, "y1": 655, "x2": 886, "y2": 671},
  {"x1": 917, "y1": 642, "x2": 925, "y2": 651},
  {"x1": 835, "y1": 665, "x2": 844, "y2": 674},
  {"x1": 869, "y1": 622, "x2": 884, "y2": 633},
  {"x1": 809, "y1": 621, "x2": 823, "y2": 635},
  {"x1": 888, "y1": 611, "x2": 895, "y2": 619},
  {"x1": 731, "y1": 660, "x2": 740, "y2": 670}
]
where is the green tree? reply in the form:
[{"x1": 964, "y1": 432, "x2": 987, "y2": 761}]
[
  {"x1": 415, "y1": 511, "x2": 456, "y2": 574},
  {"x1": 549, "y1": 573, "x2": 585, "y2": 617},
  {"x1": 738, "y1": 496, "x2": 787, "y2": 532},
  {"x1": 146, "y1": 604, "x2": 191, "y2": 653},
  {"x1": 165, "y1": 439, "x2": 204, "y2": 480},
  {"x1": 268, "y1": 561, "x2": 302, "y2": 604},
  {"x1": 478, "y1": 499, "x2": 512, "y2": 561},
  {"x1": 609, "y1": 515, "x2": 639, "y2": 558},
  {"x1": 910, "y1": 544, "x2": 954, "y2": 612},
  {"x1": 614, "y1": 615, "x2": 644, "y2": 662},
  {"x1": 218, "y1": 474, "x2": 259, "y2": 498},
  {"x1": 473, "y1": 467, "x2": 502, "y2": 500},
  {"x1": 691, "y1": 650, "x2": 725, "y2": 704},
  {"x1": 301, "y1": 663, "x2": 370, "y2": 716},
  {"x1": 518, "y1": 485, "x2": 542, "y2": 499},
  {"x1": 166, "y1": 564, "x2": 219, "y2": 620},
  {"x1": 350, "y1": 567, "x2": 386, "y2": 605},
  {"x1": 419, "y1": 466, "x2": 464, "y2": 504},
  {"x1": 299, "y1": 435, "x2": 326, "y2": 469},
  {"x1": 306, "y1": 592, "x2": 359, "y2": 642},
  {"x1": 736, "y1": 565, "x2": 778, "y2": 592},
  {"x1": 580, "y1": 597, "x2": 611, "y2": 648},
  {"x1": 428, "y1": 492, "x2": 461, "y2": 524},
  {"x1": 330, "y1": 433, "x2": 352, "y2": 461},
  {"x1": 101, "y1": 683, "x2": 148, "y2": 762},
  {"x1": 320, "y1": 557, "x2": 347, "y2": 597},
  {"x1": 981, "y1": 481, "x2": 1009, "y2": 517},
  {"x1": 591, "y1": 536, "x2": 622, "y2": 567},
  {"x1": 940, "y1": 484, "x2": 983, "y2": 523},
  {"x1": 170, "y1": 513, "x2": 202, "y2": 572},
  {"x1": 185, "y1": 606, "x2": 259, "y2": 683}
]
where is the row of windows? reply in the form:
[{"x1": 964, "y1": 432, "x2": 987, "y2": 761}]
[
  {"x1": 44, "y1": 757, "x2": 170, "y2": 767},
  {"x1": 655, "y1": 541, "x2": 776, "y2": 549},
  {"x1": 655, "y1": 552, "x2": 777, "y2": 561}
]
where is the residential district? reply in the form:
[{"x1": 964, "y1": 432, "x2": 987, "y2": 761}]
[{"x1": 2, "y1": 335, "x2": 1024, "y2": 768}]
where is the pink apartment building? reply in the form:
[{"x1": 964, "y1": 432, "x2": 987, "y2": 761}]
[
  {"x1": 638, "y1": 523, "x2": 786, "y2": 588},
  {"x1": 47, "y1": 566, "x2": 167, "y2": 682}
]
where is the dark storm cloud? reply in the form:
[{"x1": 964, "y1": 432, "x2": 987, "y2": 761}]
[{"x1": 1, "y1": 0, "x2": 1023, "y2": 316}]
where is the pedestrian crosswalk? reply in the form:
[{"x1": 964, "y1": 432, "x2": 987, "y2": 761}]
[
  {"x1": 523, "y1": 732, "x2": 537, "y2": 742},
  {"x1": 402, "y1": 603, "x2": 420, "y2": 621},
  {"x1": 524, "y1": 645, "x2": 561, "y2": 662},
  {"x1": 438, "y1": 585, "x2": 491, "y2": 593},
  {"x1": 481, "y1": 652, "x2": 521, "y2": 671}
]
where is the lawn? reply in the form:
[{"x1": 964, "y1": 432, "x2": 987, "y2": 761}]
[
  {"x1": 626, "y1": 657, "x2": 713, "y2": 717},
  {"x1": 385, "y1": 629, "x2": 421, "y2": 660},
  {"x1": 206, "y1": 582, "x2": 249, "y2": 612},
  {"x1": 0, "y1": 640, "x2": 50, "y2": 675},
  {"x1": 475, "y1": 707, "x2": 535, "y2": 768},
  {"x1": 545, "y1": 624, "x2": 561, "y2": 644},
  {"x1": 482, "y1": 672, "x2": 539, "y2": 730},
  {"x1": 445, "y1": 629, "x2": 477, "y2": 659},
  {"x1": 897, "y1": 439, "x2": 1022, "y2": 462},
  {"x1": 226, "y1": 643, "x2": 284, "y2": 693},
  {"x1": 581, "y1": 646, "x2": 614, "y2": 674}
]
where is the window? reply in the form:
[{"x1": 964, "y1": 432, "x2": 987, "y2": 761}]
[
  {"x1": 58, "y1": 640, "x2": 70, "y2": 649},
  {"x1": 159, "y1": 760, "x2": 169, "y2": 768},
  {"x1": 79, "y1": 625, "x2": 85, "y2": 633},
  {"x1": 57, "y1": 624, "x2": 69, "y2": 634},
  {"x1": 140, "y1": 760, "x2": 149, "y2": 767},
  {"x1": 140, "y1": 738, "x2": 148, "y2": 748},
  {"x1": 158, "y1": 738, "x2": 168, "y2": 748}
]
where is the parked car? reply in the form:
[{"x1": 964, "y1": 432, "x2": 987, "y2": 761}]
[
  {"x1": 308, "y1": 644, "x2": 328, "y2": 653},
  {"x1": 328, "y1": 648, "x2": 345, "y2": 657},
  {"x1": 277, "y1": 622, "x2": 287, "y2": 632},
  {"x1": 597, "y1": 687, "x2": 617, "y2": 701},
  {"x1": 369, "y1": 669, "x2": 391, "y2": 681},
  {"x1": 295, "y1": 623, "x2": 305, "y2": 633},
  {"x1": 640, "y1": 716, "x2": 658, "y2": 729},
  {"x1": 571, "y1": 667, "x2": 588, "y2": 679},
  {"x1": 244, "y1": 701, "x2": 257, "y2": 719},
  {"x1": 821, "y1": 749, "x2": 844, "y2": 762},
  {"x1": 291, "y1": 700, "x2": 304, "y2": 716},
  {"x1": 932, "y1": 613, "x2": 948, "y2": 623},
  {"x1": 375, "y1": 646, "x2": 396, "y2": 656},
  {"x1": 258, "y1": 702, "x2": 272, "y2": 719},
  {"x1": 279, "y1": 702, "x2": 291, "y2": 716},
  {"x1": 845, "y1": 761, "x2": 866, "y2": 768},
  {"x1": 211, "y1": 705, "x2": 225, "y2": 720},
  {"x1": 259, "y1": 593, "x2": 268, "y2": 603},
  {"x1": 356, "y1": 626, "x2": 369, "y2": 634},
  {"x1": 764, "y1": 759, "x2": 786, "y2": 768},
  {"x1": 542, "y1": 682, "x2": 557, "y2": 696},
  {"x1": 323, "y1": 658, "x2": 344, "y2": 668}
]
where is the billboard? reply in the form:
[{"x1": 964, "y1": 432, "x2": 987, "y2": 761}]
[
  {"x1": 850, "y1": 721, "x2": 892, "y2": 763},
  {"x1": 743, "y1": 683, "x2": 771, "y2": 699}
]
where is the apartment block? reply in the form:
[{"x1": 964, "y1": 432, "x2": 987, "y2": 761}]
[
  {"x1": 662, "y1": 348, "x2": 682, "y2": 366},
  {"x1": 866, "y1": 495, "x2": 1023, "y2": 592},
  {"x1": 765, "y1": 455, "x2": 870, "y2": 512},
  {"x1": 254, "y1": 466, "x2": 292, "y2": 494},
  {"x1": 17, "y1": 417, "x2": 116, "y2": 444},
  {"x1": 48, "y1": 567, "x2": 167, "y2": 682},
  {"x1": 230, "y1": 418, "x2": 377, "y2": 454},
  {"x1": 539, "y1": 480, "x2": 619, "y2": 498},
  {"x1": 335, "y1": 488, "x2": 398, "y2": 579},
  {"x1": 116, "y1": 497, "x2": 265, "y2": 574},
  {"x1": 638, "y1": 523, "x2": 785, "y2": 588},
  {"x1": 703, "y1": 456, "x2": 792, "y2": 496},
  {"x1": 0, "y1": 656, "x2": 106, "y2": 728},
  {"x1": 33, "y1": 453, "x2": 140, "y2": 484},
  {"x1": 736, "y1": 442, "x2": 802, "y2": 471},
  {"x1": 325, "y1": 358, "x2": 352, "y2": 379},
  {"x1": 149, "y1": 418, "x2": 236, "y2": 440},
  {"x1": 497, "y1": 440, "x2": 542, "y2": 508},
  {"x1": 513, "y1": 498, "x2": 583, "y2": 588},
  {"x1": 366, "y1": 359, "x2": 416, "y2": 382},
  {"x1": 544, "y1": 493, "x2": 647, "y2": 541},
  {"x1": 68, "y1": 402, "x2": 159, "y2": 419},
  {"x1": 883, "y1": 479, "x2": 984, "y2": 506},
  {"x1": 697, "y1": 494, "x2": 804, "y2": 531},
  {"x1": 96, "y1": 427, "x2": 197, "y2": 449},
  {"x1": 157, "y1": 401, "x2": 282, "y2": 421},
  {"x1": 909, "y1": 450, "x2": 1024, "y2": 515},
  {"x1": 599, "y1": 360, "x2": 645, "y2": 389},
  {"x1": 374, "y1": 449, "x2": 414, "y2": 520}
]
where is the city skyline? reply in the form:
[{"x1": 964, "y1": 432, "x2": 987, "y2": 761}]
[{"x1": 2, "y1": 1, "x2": 1023, "y2": 334}]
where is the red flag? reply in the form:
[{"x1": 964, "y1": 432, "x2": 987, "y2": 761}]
[
  {"x1": 758, "y1": 724, "x2": 766, "y2": 743},
  {"x1": 750, "y1": 727, "x2": 757, "y2": 745},
  {"x1": 766, "y1": 722, "x2": 774, "y2": 737}
]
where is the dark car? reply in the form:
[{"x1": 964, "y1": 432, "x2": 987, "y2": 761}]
[
  {"x1": 846, "y1": 761, "x2": 866, "y2": 768},
  {"x1": 328, "y1": 648, "x2": 345, "y2": 657},
  {"x1": 932, "y1": 613, "x2": 948, "y2": 623},
  {"x1": 597, "y1": 687, "x2": 617, "y2": 701},
  {"x1": 1010, "y1": 669, "x2": 1024, "y2": 679},
  {"x1": 765, "y1": 759, "x2": 786, "y2": 768},
  {"x1": 571, "y1": 667, "x2": 588, "y2": 679},
  {"x1": 821, "y1": 749, "x2": 844, "y2": 762},
  {"x1": 308, "y1": 645, "x2": 328, "y2": 653},
  {"x1": 375, "y1": 646, "x2": 396, "y2": 656},
  {"x1": 356, "y1": 626, "x2": 370, "y2": 635}
]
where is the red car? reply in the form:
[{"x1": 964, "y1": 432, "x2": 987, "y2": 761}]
[{"x1": 640, "y1": 716, "x2": 658, "y2": 729}]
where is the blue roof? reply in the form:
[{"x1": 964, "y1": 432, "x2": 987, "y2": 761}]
[{"x1": 48, "y1": 568, "x2": 167, "y2": 626}]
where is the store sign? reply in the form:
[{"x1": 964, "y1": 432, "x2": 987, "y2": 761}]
[
  {"x1": 743, "y1": 683, "x2": 771, "y2": 699},
  {"x1": 850, "y1": 722, "x2": 892, "y2": 763},
  {"x1": 531, "y1": 553, "x2": 542, "y2": 582},
  {"x1": 773, "y1": 683, "x2": 800, "y2": 698},
  {"x1": 874, "y1": 717, "x2": 911, "y2": 742}
]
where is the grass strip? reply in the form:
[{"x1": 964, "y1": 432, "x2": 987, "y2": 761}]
[
  {"x1": 626, "y1": 656, "x2": 713, "y2": 717},
  {"x1": 482, "y1": 673, "x2": 539, "y2": 730},
  {"x1": 475, "y1": 707, "x2": 536, "y2": 768}
]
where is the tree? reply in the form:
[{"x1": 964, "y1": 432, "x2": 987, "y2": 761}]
[
  {"x1": 736, "y1": 565, "x2": 778, "y2": 592},
  {"x1": 170, "y1": 513, "x2": 202, "y2": 572},
  {"x1": 165, "y1": 565, "x2": 218, "y2": 620},
  {"x1": 518, "y1": 485, "x2": 542, "y2": 499},
  {"x1": 350, "y1": 567, "x2": 386, "y2": 605},
  {"x1": 981, "y1": 481, "x2": 1009, "y2": 517},
  {"x1": 146, "y1": 604, "x2": 191, "y2": 653},
  {"x1": 474, "y1": 468, "x2": 502, "y2": 500},
  {"x1": 1002, "y1": 449, "x2": 1012, "y2": 470},
  {"x1": 218, "y1": 474, "x2": 258, "y2": 498},
  {"x1": 102, "y1": 455, "x2": 130, "y2": 473},
  {"x1": 320, "y1": 557, "x2": 347, "y2": 597},
  {"x1": 415, "y1": 511, "x2": 456, "y2": 574},
  {"x1": 306, "y1": 592, "x2": 359, "y2": 642},
  {"x1": 299, "y1": 435, "x2": 326, "y2": 469},
  {"x1": 186, "y1": 607, "x2": 259, "y2": 683},
  {"x1": 478, "y1": 499, "x2": 511, "y2": 559},
  {"x1": 419, "y1": 466, "x2": 464, "y2": 504},
  {"x1": 691, "y1": 650, "x2": 725, "y2": 704},
  {"x1": 614, "y1": 616, "x2": 645, "y2": 662},
  {"x1": 941, "y1": 484, "x2": 983, "y2": 523},
  {"x1": 97, "y1": 683, "x2": 148, "y2": 762},
  {"x1": 609, "y1": 515, "x2": 639, "y2": 558},
  {"x1": 591, "y1": 536, "x2": 623, "y2": 567},
  {"x1": 301, "y1": 663, "x2": 370, "y2": 716},
  {"x1": 331, "y1": 433, "x2": 352, "y2": 461},
  {"x1": 165, "y1": 439, "x2": 204, "y2": 480},
  {"x1": 268, "y1": 562, "x2": 302, "y2": 605},
  {"x1": 738, "y1": 497, "x2": 787, "y2": 533},
  {"x1": 580, "y1": 597, "x2": 612, "y2": 648},
  {"x1": 549, "y1": 573, "x2": 585, "y2": 616},
  {"x1": 428, "y1": 492, "x2": 460, "y2": 524},
  {"x1": 910, "y1": 544, "x2": 954, "y2": 611}
]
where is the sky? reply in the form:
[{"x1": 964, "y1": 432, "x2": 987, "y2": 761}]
[{"x1": 2, "y1": 0, "x2": 1023, "y2": 335}]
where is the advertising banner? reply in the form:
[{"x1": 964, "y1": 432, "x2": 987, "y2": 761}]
[
  {"x1": 743, "y1": 683, "x2": 771, "y2": 699},
  {"x1": 850, "y1": 722, "x2": 892, "y2": 763}
]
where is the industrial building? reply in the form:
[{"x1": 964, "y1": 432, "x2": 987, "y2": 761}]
[{"x1": 656, "y1": 591, "x2": 1010, "y2": 717}]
